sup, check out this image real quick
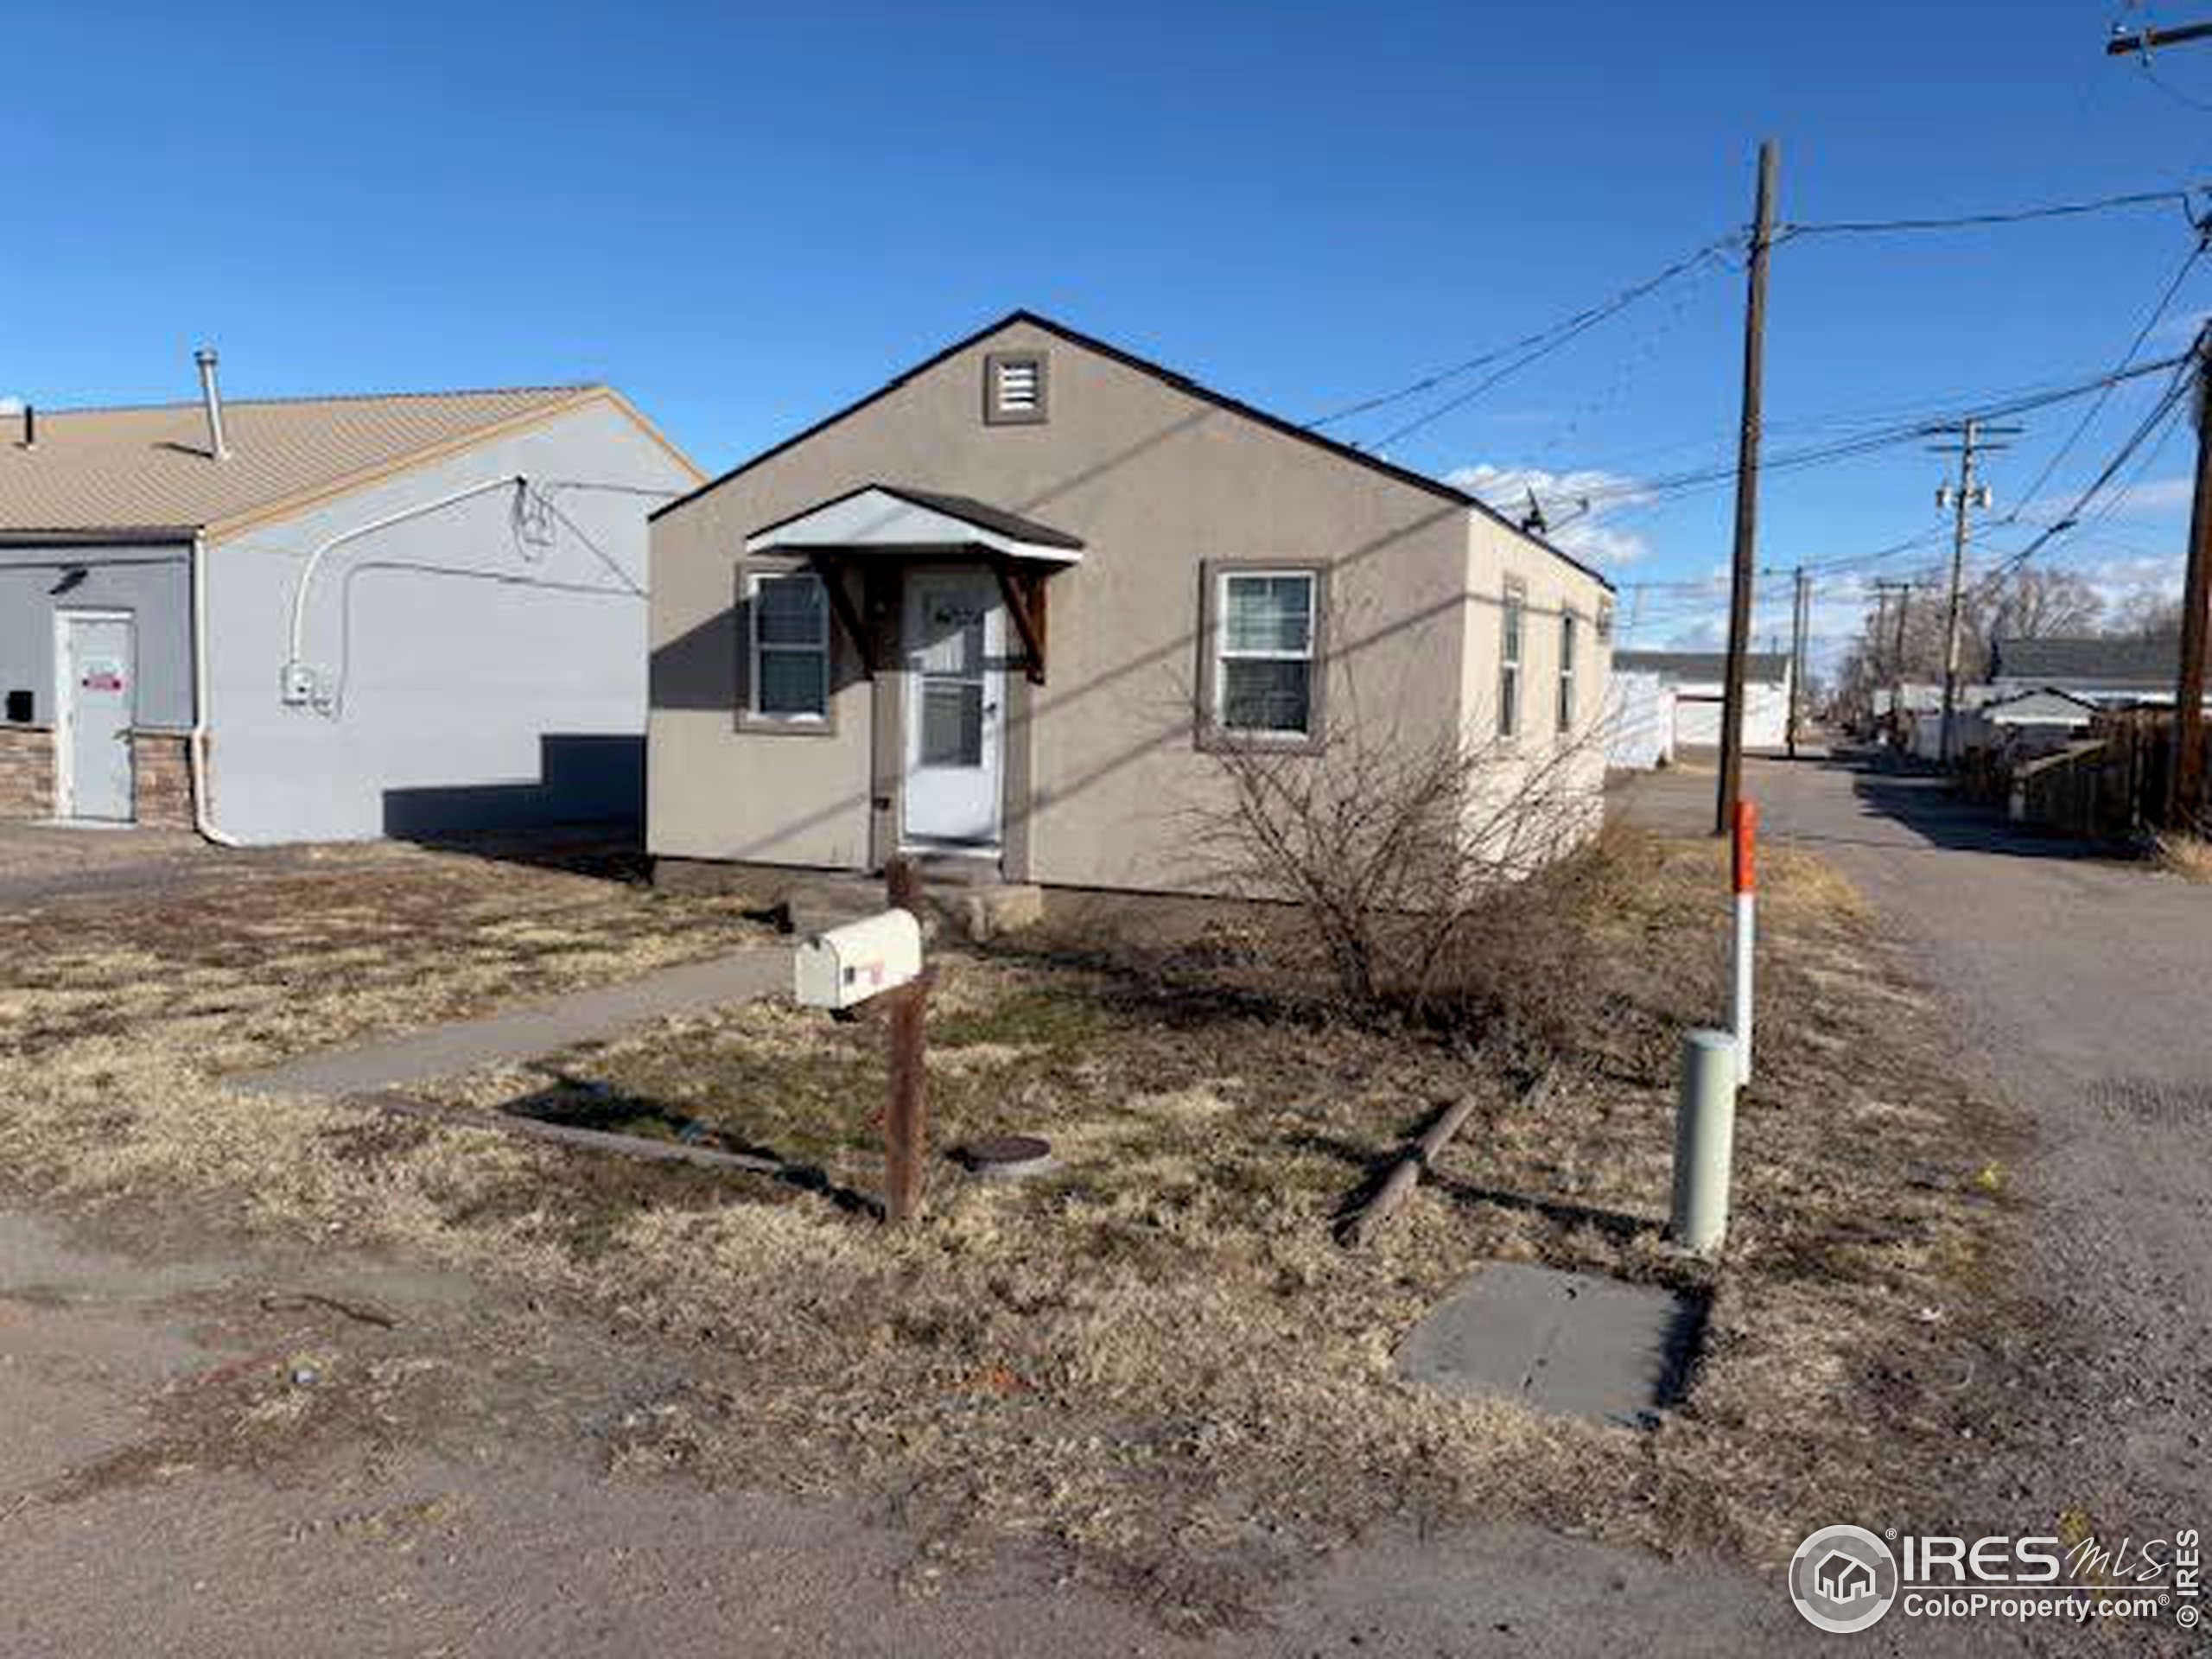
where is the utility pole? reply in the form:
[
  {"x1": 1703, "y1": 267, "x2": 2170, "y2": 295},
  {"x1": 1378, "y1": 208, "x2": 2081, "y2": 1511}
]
[
  {"x1": 1868, "y1": 582, "x2": 1891, "y2": 735},
  {"x1": 1929, "y1": 419, "x2": 2018, "y2": 764},
  {"x1": 1871, "y1": 577, "x2": 1914, "y2": 742},
  {"x1": 2173, "y1": 324, "x2": 2212, "y2": 827},
  {"x1": 2101, "y1": 23, "x2": 2212, "y2": 823},
  {"x1": 1786, "y1": 565, "x2": 1810, "y2": 758},
  {"x1": 1717, "y1": 137, "x2": 1779, "y2": 836}
]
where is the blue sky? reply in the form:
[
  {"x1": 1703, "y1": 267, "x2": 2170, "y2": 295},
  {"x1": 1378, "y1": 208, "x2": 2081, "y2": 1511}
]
[{"x1": 9, "y1": 1, "x2": 2212, "y2": 664}]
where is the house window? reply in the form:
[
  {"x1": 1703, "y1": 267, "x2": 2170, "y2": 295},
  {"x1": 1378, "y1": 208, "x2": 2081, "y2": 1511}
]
[
  {"x1": 984, "y1": 350, "x2": 1049, "y2": 424},
  {"x1": 1558, "y1": 611, "x2": 1578, "y2": 733},
  {"x1": 748, "y1": 569, "x2": 829, "y2": 721},
  {"x1": 1215, "y1": 569, "x2": 1317, "y2": 737},
  {"x1": 1596, "y1": 597, "x2": 1614, "y2": 644},
  {"x1": 1499, "y1": 578, "x2": 1526, "y2": 737}
]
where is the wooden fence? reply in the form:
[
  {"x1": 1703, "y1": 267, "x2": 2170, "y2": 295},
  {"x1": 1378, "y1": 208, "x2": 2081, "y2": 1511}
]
[{"x1": 2004, "y1": 709, "x2": 2211, "y2": 840}]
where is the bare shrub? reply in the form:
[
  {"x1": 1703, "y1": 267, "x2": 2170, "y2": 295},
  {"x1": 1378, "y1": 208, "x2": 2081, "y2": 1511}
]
[{"x1": 1190, "y1": 695, "x2": 1618, "y2": 1046}]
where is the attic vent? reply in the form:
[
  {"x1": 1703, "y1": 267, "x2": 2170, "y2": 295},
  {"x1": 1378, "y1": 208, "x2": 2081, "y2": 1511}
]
[{"x1": 984, "y1": 350, "x2": 1048, "y2": 425}]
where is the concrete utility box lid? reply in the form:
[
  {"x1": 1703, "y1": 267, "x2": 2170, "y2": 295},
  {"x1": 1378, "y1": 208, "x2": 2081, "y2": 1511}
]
[{"x1": 1395, "y1": 1262, "x2": 1701, "y2": 1429}]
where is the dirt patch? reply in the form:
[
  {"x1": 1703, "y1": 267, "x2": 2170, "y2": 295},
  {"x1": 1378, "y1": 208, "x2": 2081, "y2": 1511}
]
[{"x1": 0, "y1": 829, "x2": 2034, "y2": 1628}]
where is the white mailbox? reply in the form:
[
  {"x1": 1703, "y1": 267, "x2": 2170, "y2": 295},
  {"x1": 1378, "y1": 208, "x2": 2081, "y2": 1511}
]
[{"x1": 793, "y1": 909, "x2": 924, "y2": 1010}]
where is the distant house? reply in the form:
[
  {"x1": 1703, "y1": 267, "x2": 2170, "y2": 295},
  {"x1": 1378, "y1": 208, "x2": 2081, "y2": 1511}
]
[
  {"x1": 1955, "y1": 685, "x2": 2099, "y2": 755},
  {"x1": 1611, "y1": 650, "x2": 1791, "y2": 752},
  {"x1": 1989, "y1": 634, "x2": 2184, "y2": 706},
  {"x1": 0, "y1": 352, "x2": 698, "y2": 841},
  {"x1": 647, "y1": 311, "x2": 1614, "y2": 897}
]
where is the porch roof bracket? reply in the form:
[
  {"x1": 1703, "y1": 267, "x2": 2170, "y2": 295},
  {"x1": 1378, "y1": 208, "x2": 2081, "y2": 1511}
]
[
  {"x1": 989, "y1": 556, "x2": 1049, "y2": 685},
  {"x1": 804, "y1": 550, "x2": 876, "y2": 678}
]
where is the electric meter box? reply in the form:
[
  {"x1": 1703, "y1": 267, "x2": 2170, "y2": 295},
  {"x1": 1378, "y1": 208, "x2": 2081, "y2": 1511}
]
[{"x1": 793, "y1": 909, "x2": 923, "y2": 1009}]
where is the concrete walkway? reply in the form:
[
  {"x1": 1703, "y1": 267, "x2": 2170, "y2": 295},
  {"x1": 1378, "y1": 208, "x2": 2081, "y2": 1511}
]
[{"x1": 230, "y1": 947, "x2": 792, "y2": 1097}]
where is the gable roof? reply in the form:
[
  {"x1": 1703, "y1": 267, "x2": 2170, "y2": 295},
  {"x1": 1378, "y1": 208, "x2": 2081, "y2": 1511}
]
[
  {"x1": 1990, "y1": 633, "x2": 2177, "y2": 686},
  {"x1": 0, "y1": 385, "x2": 699, "y2": 543},
  {"x1": 1982, "y1": 685, "x2": 2100, "y2": 720},
  {"x1": 1615, "y1": 649, "x2": 1791, "y2": 683},
  {"x1": 653, "y1": 309, "x2": 1611, "y2": 591}
]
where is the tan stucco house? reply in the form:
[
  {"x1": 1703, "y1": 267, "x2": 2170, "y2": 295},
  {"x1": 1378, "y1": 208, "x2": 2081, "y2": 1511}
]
[{"x1": 647, "y1": 312, "x2": 1612, "y2": 897}]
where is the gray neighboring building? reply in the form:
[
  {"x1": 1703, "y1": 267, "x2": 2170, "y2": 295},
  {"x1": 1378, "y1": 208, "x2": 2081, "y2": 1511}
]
[
  {"x1": 0, "y1": 354, "x2": 698, "y2": 841},
  {"x1": 648, "y1": 311, "x2": 1614, "y2": 898},
  {"x1": 1989, "y1": 634, "x2": 2183, "y2": 704}
]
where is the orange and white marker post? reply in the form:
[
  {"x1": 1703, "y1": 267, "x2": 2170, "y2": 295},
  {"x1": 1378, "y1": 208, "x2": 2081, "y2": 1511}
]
[{"x1": 1731, "y1": 799, "x2": 1758, "y2": 1086}]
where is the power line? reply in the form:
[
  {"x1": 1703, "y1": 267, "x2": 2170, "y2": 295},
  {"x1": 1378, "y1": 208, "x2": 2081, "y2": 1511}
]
[
  {"x1": 1971, "y1": 357, "x2": 2196, "y2": 588},
  {"x1": 1307, "y1": 235, "x2": 1738, "y2": 435},
  {"x1": 2137, "y1": 54, "x2": 2212, "y2": 114},
  {"x1": 1497, "y1": 353, "x2": 2189, "y2": 520},
  {"x1": 1779, "y1": 183, "x2": 2208, "y2": 240},
  {"x1": 2003, "y1": 232, "x2": 2207, "y2": 521}
]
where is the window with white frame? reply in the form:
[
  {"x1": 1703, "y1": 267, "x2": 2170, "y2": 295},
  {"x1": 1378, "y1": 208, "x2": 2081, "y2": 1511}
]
[
  {"x1": 1557, "y1": 610, "x2": 1578, "y2": 733},
  {"x1": 1498, "y1": 578, "x2": 1526, "y2": 737},
  {"x1": 748, "y1": 569, "x2": 830, "y2": 721},
  {"x1": 1215, "y1": 569, "x2": 1317, "y2": 737}
]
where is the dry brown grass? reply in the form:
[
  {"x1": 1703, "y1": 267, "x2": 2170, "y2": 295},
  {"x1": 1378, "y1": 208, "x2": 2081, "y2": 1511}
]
[
  {"x1": 0, "y1": 829, "x2": 2027, "y2": 1626},
  {"x1": 2152, "y1": 830, "x2": 2212, "y2": 883}
]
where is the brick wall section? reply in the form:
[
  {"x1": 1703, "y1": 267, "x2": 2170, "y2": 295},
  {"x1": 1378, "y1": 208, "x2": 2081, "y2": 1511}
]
[
  {"x1": 0, "y1": 727, "x2": 54, "y2": 819},
  {"x1": 131, "y1": 732, "x2": 195, "y2": 830},
  {"x1": 0, "y1": 727, "x2": 197, "y2": 826}
]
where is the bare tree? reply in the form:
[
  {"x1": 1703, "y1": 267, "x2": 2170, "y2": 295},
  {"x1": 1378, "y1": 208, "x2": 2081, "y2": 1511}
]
[
  {"x1": 1984, "y1": 567, "x2": 2104, "y2": 643},
  {"x1": 2111, "y1": 588, "x2": 2185, "y2": 639},
  {"x1": 1834, "y1": 565, "x2": 2108, "y2": 718}
]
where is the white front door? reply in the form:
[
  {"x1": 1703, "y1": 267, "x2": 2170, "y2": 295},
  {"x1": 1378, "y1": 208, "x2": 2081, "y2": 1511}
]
[
  {"x1": 56, "y1": 611, "x2": 137, "y2": 823},
  {"x1": 902, "y1": 569, "x2": 1003, "y2": 848}
]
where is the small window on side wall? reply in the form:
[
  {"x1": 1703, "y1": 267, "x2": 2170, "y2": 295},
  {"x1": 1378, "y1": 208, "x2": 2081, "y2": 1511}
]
[
  {"x1": 1557, "y1": 610, "x2": 1579, "y2": 734},
  {"x1": 984, "y1": 350, "x2": 1048, "y2": 424},
  {"x1": 1498, "y1": 578, "x2": 1527, "y2": 738},
  {"x1": 1213, "y1": 569, "x2": 1318, "y2": 739},
  {"x1": 747, "y1": 569, "x2": 830, "y2": 723}
]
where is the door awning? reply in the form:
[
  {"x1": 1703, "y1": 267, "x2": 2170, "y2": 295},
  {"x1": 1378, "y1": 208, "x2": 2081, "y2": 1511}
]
[{"x1": 743, "y1": 484, "x2": 1084, "y2": 565}]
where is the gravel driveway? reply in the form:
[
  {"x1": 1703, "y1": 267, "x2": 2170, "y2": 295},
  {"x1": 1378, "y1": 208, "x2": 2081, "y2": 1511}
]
[{"x1": 1619, "y1": 751, "x2": 2212, "y2": 1546}]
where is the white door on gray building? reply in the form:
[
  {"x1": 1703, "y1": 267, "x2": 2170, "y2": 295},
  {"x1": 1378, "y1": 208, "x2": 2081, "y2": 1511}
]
[
  {"x1": 56, "y1": 611, "x2": 136, "y2": 823},
  {"x1": 901, "y1": 570, "x2": 1003, "y2": 848}
]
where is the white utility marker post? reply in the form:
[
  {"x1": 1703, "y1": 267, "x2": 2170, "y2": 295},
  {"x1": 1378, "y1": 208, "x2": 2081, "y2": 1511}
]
[
  {"x1": 1670, "y1": 1029, "x2": 1740, "y2": 1256},
  {"x1": 1730, "y1": 798, "x2": 1758, "y2": 1084}
]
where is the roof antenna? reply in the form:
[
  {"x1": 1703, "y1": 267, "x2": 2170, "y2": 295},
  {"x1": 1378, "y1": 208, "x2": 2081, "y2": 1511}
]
[
  {"x1": 1520, "y1": 487, "x2": 1548, "y2": 535},
  {"x1": 194, "y1": 346, "x2": 230, "y2": 461}
]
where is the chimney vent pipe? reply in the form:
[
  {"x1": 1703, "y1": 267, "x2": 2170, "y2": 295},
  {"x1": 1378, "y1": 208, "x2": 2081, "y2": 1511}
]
[{"x1": 194, "y1": 346, "x2": 229, "y2": 461}]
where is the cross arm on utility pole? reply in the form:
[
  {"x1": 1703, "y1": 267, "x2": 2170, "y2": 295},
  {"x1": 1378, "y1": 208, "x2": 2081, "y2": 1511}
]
[{"x1": 2108, "y1": 19, "x2": 2212, "y2": 54}]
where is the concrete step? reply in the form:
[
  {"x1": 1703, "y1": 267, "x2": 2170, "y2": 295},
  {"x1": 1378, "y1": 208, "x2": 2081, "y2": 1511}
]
[{"x1": 769, "y1": 870, "x2": 1042, "y2": 944}]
